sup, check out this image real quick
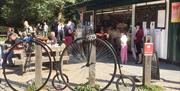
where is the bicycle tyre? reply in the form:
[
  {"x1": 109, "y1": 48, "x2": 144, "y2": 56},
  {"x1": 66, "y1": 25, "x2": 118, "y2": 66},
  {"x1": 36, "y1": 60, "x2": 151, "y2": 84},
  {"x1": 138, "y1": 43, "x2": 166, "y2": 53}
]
[
  {"x1": 52, "y1": 73, "x2": 69, "y2": 90},
  {"x1": 3, "y1": 40, "x2": 52, "y2": 91},
  {"x1": 59, "y1": 37, "x2": 117, "y2": 91},
  {"x1": 116, "y1": 75, "x2": 135, "y2": 91}
]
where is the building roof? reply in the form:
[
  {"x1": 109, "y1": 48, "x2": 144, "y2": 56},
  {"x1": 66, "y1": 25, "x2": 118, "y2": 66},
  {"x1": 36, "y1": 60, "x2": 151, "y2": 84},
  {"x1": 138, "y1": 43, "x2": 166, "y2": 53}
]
[{"x1": 65, "y1": 0, "x2": 160, "y2": 10}]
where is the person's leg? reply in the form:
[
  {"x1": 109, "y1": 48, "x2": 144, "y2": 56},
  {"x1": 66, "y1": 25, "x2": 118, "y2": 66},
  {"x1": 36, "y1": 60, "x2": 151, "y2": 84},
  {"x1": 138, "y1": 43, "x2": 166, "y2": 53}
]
[
  {"x1": 60, "y1": 32, "x2": 64, "y2": 42},
  {"x1": 124, "y1": 45, "x2": 128, "y2": 64},
  {"x1": 45, "y1": 31, "x2": 48, "y2": 37},
  {"x1": 120, "y1": 46, "x2": 124, "y2": 64},
  {"x1": 132, "y1": 45, "x2": 137, "y2": 61},
  {"x1": 121, "y1": 46, "x2": 125, "y2": 64},
  {"x1": 5, "y1": 51, "x2": 14, "y2": 65},
  {"x1": 136, "y1": 43, "x2": 142, "y2": 63},
  {"x1": 57, "y1": 32, "x2": 60, "y2": 42}
]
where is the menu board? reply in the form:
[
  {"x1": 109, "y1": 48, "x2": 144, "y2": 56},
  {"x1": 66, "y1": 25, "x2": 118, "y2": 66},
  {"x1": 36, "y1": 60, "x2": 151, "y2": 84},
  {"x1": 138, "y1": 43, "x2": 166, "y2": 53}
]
[{"x1": 157, "y1": 10, "x2": 166, "y2": 28}]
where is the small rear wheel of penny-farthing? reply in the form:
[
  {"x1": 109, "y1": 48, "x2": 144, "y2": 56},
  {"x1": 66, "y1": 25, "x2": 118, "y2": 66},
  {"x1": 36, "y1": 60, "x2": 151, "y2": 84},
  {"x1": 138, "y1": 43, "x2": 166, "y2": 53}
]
[{"x1": 52, "y1": 73, "x2": 69, "y2": 90}]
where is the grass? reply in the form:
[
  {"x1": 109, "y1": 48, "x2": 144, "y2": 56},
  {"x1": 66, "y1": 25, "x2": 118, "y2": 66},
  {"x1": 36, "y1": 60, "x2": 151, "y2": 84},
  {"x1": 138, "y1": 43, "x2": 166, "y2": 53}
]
[
  {"x1": 75, "y1": 82, "x2": 100, "y2": 91},
  {"x1": 0, "y1": 26, "x2": 7, "y2": 33},
  {"x1": 0, "y1": 36, "x2": 6, "y2": 41},
  {"x1": 0, "y1": 36, "x2": 6, "y2": 42},
  {"x1": 24, "y1": 82, "x2": 36, "y2": 91},
  {"x1": 137, "y1": 84, "x2": 164, "y2": 91}
]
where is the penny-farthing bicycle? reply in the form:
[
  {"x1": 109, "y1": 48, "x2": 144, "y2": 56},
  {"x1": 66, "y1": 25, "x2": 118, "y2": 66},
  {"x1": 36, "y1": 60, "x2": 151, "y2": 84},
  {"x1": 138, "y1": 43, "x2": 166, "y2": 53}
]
[
  {"x1": 58, "y1": 27, "x2": 118, "y2": 91},
  {"x1": 58, "y1": 25, "x2": 135, "y2": 91}
]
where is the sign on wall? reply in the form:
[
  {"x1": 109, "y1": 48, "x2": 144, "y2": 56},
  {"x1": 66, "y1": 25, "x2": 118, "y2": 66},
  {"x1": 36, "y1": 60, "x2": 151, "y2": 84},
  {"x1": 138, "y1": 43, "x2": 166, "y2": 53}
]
[
  {"x1": 171, "y1": 2, "x2": 180, "y2": 23},
  {"x1": 144, "y1": 43, "x2": 154, "y2": 56},
  {"x1": 157, "y1": 10, "x2": 166, "y2": 28},
  {"x1": 150, "y1": 21, "x2": 155, "y2": 30}
]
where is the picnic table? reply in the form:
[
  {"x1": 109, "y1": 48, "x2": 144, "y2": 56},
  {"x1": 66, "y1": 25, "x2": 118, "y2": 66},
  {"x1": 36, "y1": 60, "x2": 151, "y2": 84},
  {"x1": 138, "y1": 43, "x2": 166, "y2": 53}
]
[{"x1": 11, "y1": 43, "x2": 69, "y2": 74}]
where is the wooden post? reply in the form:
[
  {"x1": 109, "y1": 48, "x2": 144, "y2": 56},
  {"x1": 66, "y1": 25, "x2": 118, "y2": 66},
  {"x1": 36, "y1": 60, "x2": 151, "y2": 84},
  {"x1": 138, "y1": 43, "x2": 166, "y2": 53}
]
[
  {"x1": 21, "y1": 50, "x2": 26, "y2": 74},
  {"x1": 131, "y1": 4, "x2": 137, "y2": 60},
  {"x1": 89, "y1": 44, "x2": 96, "y2": 85},
  {"x1": 35, "y1": 44, "x2": 42, "y2": 87},
  {"x1": 143, "y1": 56, "x2": 152, "y2": 85},
  {"x1": 143, "y1": 36, "x2": 153, "y2": 86}
]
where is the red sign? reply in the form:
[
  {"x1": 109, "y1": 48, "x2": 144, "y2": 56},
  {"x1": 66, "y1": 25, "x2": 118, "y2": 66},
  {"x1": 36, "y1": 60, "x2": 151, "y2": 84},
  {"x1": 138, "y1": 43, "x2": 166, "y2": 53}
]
[
  {"x1": 171, "y1": 2, "x2": 180, "y2": 23},
  {"x1": 144, "y1": 43, "x2": 154, "y2": 56}
]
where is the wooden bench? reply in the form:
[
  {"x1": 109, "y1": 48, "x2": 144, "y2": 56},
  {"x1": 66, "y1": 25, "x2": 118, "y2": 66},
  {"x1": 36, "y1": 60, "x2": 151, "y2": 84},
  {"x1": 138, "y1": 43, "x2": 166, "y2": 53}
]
[{"x1": 11, "y1": 44, "x2": 69, "y2": 75}]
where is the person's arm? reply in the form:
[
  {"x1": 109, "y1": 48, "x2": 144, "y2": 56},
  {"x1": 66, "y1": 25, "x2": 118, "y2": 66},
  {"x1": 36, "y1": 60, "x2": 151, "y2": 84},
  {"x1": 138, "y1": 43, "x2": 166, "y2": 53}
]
[
  {"x1": 96, "y1": 33, "x2": 102, "y2": 36},
  {"x1": 54, "y1": 37, "x2": 57, "y2": 44}
]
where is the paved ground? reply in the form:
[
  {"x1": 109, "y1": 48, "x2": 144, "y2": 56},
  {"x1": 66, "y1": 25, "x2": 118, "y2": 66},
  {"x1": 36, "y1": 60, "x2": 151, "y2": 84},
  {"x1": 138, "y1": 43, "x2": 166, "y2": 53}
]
[
  {"x1": 120, "y1": 55, "x2": 180, "y2": 91},
  {"x1": 0, "y1": 54, "x2": 179, "y2": 91}
]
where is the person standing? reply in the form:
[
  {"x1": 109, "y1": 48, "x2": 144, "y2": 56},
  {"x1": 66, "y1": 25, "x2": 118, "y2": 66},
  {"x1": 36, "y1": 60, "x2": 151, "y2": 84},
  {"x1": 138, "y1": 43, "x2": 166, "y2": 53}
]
[
  {"x1": 57, "y1": 22, "x2": 65, "y2": 43},
  {"x1": 43, "y1": 21, "x2": 48, "y2": 37},
  {"x1": 120, "y1": 31, "x2": 128, "y2": 64},
  {"x1": 51, "y1": 20, "x2": 58, "y2": 37},
  {"x1": 36, "y1": 23, "x2": 43, "y2": 35},
  {"x1": 134, "y1": 23, "x2": 144, "y2": 64},
  {"x1": 74, "y1": 20, "x2": 84, "y2": 40},
  {"x1": 23, "y1": 21, "x2": 33, "y2": 37},
  {"x1": 64, "y1": 19, "x2": 75, "y2": 46},
  {"x1": 66, "y1": 19, "x2": 75, "y2": 33}
]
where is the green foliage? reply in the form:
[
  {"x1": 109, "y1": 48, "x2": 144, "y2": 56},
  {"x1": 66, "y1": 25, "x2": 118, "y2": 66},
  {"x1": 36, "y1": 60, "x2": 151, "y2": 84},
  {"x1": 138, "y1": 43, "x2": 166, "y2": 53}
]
[
  {"x1": 0, "y1": 0, "x2": 87, "y2": 27},
  {"x1": 25, "y1": 82, "x2": 36, "y2": 91},
  {"x1": 0, "y1": 36, "x2": 6, "y2": 42},
  {"x1": 63, "y1": 2, "x2": 81, "y2": 25},
  {"x1": 75, "y1": 0, "x2": 89, "y2": 3},
  {"x1": 0, "y1": 0, "x2": 76, "y2": 27},
  {"x1": 137, "y1": 84, "x2": 164, "y2": 91},
  {"x1": 0, "y1": 26, "x2": 7, "y2": 32},
  {"x1": 75, "y1": 82, "x2": 100, "y2": 91}
]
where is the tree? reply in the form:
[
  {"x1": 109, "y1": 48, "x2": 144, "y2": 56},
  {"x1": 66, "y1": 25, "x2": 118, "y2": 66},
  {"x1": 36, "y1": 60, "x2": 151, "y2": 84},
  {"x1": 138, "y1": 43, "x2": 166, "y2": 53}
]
[
  {"x1": 63, "y1": 0, "x2": 89, "y2": 24},
  {"x1": 75, "y1": 0, "x2": 89, "y2": 3},
  {"x1": 0, "y1": 0, "x2": 76, "y2": 27}
]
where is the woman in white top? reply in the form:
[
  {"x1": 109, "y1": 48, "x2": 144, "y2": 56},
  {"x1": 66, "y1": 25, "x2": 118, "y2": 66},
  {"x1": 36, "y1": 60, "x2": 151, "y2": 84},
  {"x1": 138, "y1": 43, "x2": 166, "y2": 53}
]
[{"x1": 120, "y1": 32, "x2": 128, "y2": 64}]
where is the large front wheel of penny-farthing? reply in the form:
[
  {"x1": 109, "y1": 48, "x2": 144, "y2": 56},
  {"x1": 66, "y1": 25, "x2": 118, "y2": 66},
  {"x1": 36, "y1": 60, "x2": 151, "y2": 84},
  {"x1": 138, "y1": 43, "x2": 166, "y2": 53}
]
[
  {"x1": 3, "y1": 40, "x2": 52, "y2": 91},
  {"x1": 59, "y1": 38, "x2": 117, "y2": 91}
]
